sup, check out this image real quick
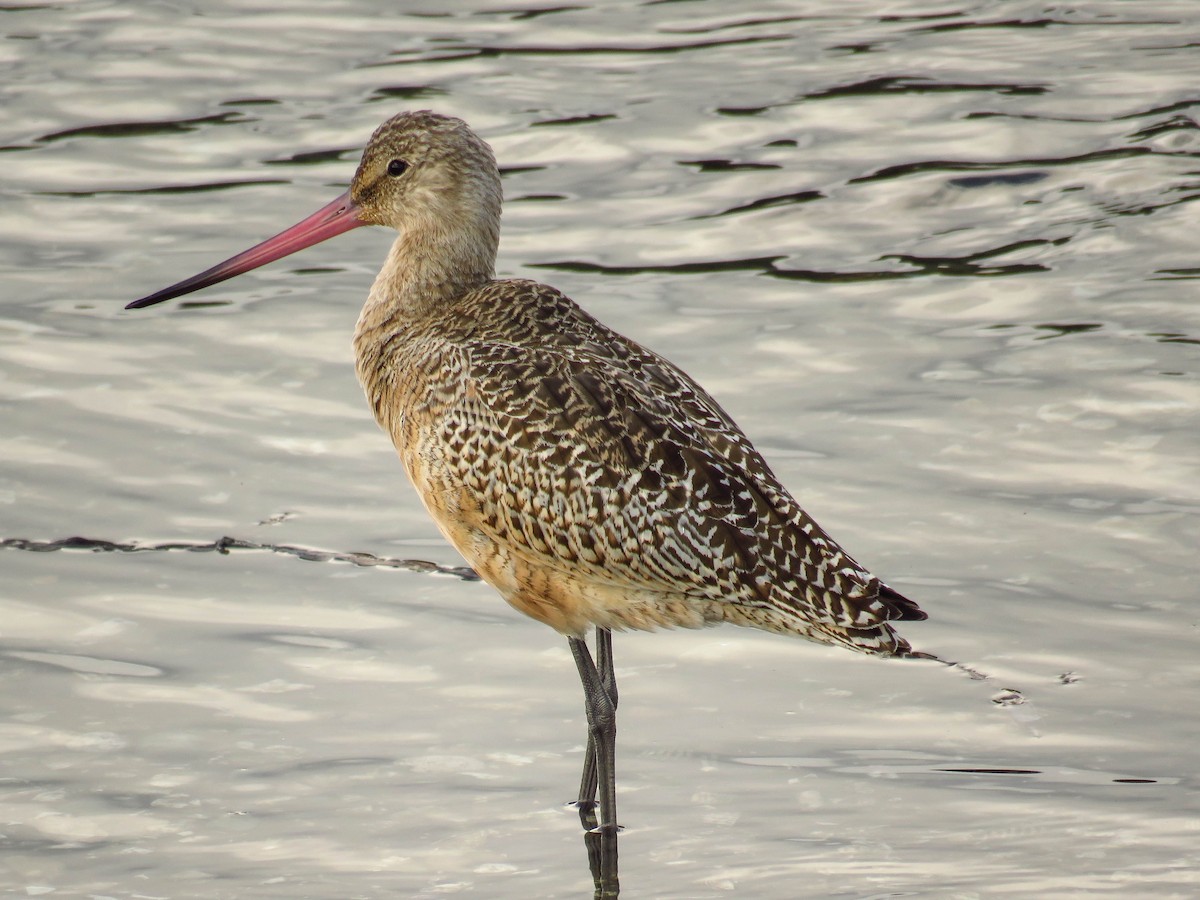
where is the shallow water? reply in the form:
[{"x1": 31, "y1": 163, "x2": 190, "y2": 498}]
[{"x1": 2, "y1": 1, "x2": 1199, "y2": 897}]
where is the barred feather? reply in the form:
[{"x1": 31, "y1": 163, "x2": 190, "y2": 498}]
[{"x1": 358, "y1": 279, "x2": 924, "y2": 654}]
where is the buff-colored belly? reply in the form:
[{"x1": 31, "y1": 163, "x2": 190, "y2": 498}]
[{"x1": 399, "y1": 445, "x2": 718, "y2": 637}]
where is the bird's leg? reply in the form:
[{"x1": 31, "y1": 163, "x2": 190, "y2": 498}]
[
  {"x1": 568, "y1": 631, "x2": 619, "y2": 833},
  {"x1": 576, "y1": 627, "x2": 619, "y2": 821},
  {"x1": 596, "y1": 627, "x2": 618, "y2": 710},
  {"x1": 577, "y1": 741, "x2": 600, "y2": 827},
  {"x1": 569, "y1": 630, "x2": 620, "y2": 897}
]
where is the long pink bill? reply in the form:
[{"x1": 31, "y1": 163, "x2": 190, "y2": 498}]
[{"x1": 126, "y1": 189, "x2": 366, "y2": 310}]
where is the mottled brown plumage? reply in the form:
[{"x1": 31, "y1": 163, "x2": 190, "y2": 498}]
[
  {"x1": 127, "y1": 110, "x2": 929, "y2": 839},
  {"x1": 351, "y1": 111, "x2": 925, "y2": 654}
]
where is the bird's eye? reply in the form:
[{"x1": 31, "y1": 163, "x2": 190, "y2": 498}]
[{"x1": 387, "y1": 159, "x2": 409, "y2": 177}]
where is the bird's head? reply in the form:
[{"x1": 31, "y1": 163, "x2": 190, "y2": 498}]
[{"x1": 127, "y1": 110, "x2": 502, "y2": 311}]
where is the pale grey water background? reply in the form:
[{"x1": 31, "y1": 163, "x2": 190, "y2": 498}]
[{"x1": 2, "y1": 1, "x2": 1199, "y2": 897}]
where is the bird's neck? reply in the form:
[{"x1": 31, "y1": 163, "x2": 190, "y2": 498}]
[
  {"x1": 360, "y1": 221, "x2": 498, "y2": 325},
  {"x1": 352, "y1": 220, "x2": 498, "y2": 441}
]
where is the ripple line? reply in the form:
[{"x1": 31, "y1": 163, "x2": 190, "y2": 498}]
[
  {"x1": 531, "y1": 240, "x2": 1061, "y2": 281},
  {"x1": 0, "y1": 536, "x2": 480, "y2": 581}
]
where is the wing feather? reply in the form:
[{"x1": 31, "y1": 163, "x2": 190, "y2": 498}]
[{"x1": 433, "y1": 333, "x2": 898, "y2": 632}]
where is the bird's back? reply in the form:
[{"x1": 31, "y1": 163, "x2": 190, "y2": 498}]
[{"x1": 355, "y1": 278, "x2": 925, "y2": 654}]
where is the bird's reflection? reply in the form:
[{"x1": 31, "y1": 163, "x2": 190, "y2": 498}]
[{"x1": 577, "y1": 804, "x2": 619, "y2": 898}]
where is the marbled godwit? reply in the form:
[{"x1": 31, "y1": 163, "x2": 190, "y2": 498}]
[{"x1": 128, "y1": 111, "x2": 929, "y2": 833}]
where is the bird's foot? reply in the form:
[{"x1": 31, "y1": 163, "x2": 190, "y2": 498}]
[{"x1": 586, "y1": 823, "x2": 624, "y2": 835}]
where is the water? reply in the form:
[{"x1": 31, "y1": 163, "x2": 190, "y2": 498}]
[{"x1": 2, "y1": 1, "x2": 1199, "y2": 896}]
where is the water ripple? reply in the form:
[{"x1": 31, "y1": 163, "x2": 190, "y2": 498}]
[{"x1": 0, "y1": 536, "x2": 480, "y2": 581}]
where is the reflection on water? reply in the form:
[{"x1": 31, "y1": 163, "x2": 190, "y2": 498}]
[{"x1": 3, "y1": 1, "x2": 1199, "y2": 897}]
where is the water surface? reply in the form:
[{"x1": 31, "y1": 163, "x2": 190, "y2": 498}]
[{"x1": 2, "y1": 1, "x2": 1198, "y2": 897}]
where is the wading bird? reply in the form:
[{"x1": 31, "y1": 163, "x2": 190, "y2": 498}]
[{"x1": 128, "y1": 111, "x2": 930, "y2": 840}]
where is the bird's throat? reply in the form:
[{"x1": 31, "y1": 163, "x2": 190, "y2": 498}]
[{"x1": 362, "y1": 224, "x2": 497, "y2": 324}]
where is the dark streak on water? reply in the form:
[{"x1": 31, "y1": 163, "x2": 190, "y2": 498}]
[
  {"x1": 532, "y1": 112, "x2": 619, "y2": 127},
  {"x1": 678, "y1": 159, "x2": 783, "y2": 172},
  {"x1": 693, "y1": 189, "x2": 823, "y2": 219},
  {"x1": 265, "y1": 149, "x2": 357, "y2": 166},
  {"x1": 0, "y1": 536, "x2": 480, "y2": 581},
  {"x1": 36, "y1": 113, "x2": 250, "y2": 145},
  {"x1": 806, "y1": 75, "x2": 1050, "y2": 100},
  {"x1": 850, "y1": 148, "x2": 1176, "y2": 185},
  {"x1": 533, "y1": 238, "x2": 1059, "y2": 280},
  {"x1": 38, "y1": 180, "x2": 291, "y2": 198}
]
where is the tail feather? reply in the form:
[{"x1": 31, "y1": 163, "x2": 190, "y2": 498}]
[
  {"x1": 865, "y1": 585, "x2": 991, "y2": 680},
  {"x1": 878, "y1": 583, "x2": 927, "y2": 621}
]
